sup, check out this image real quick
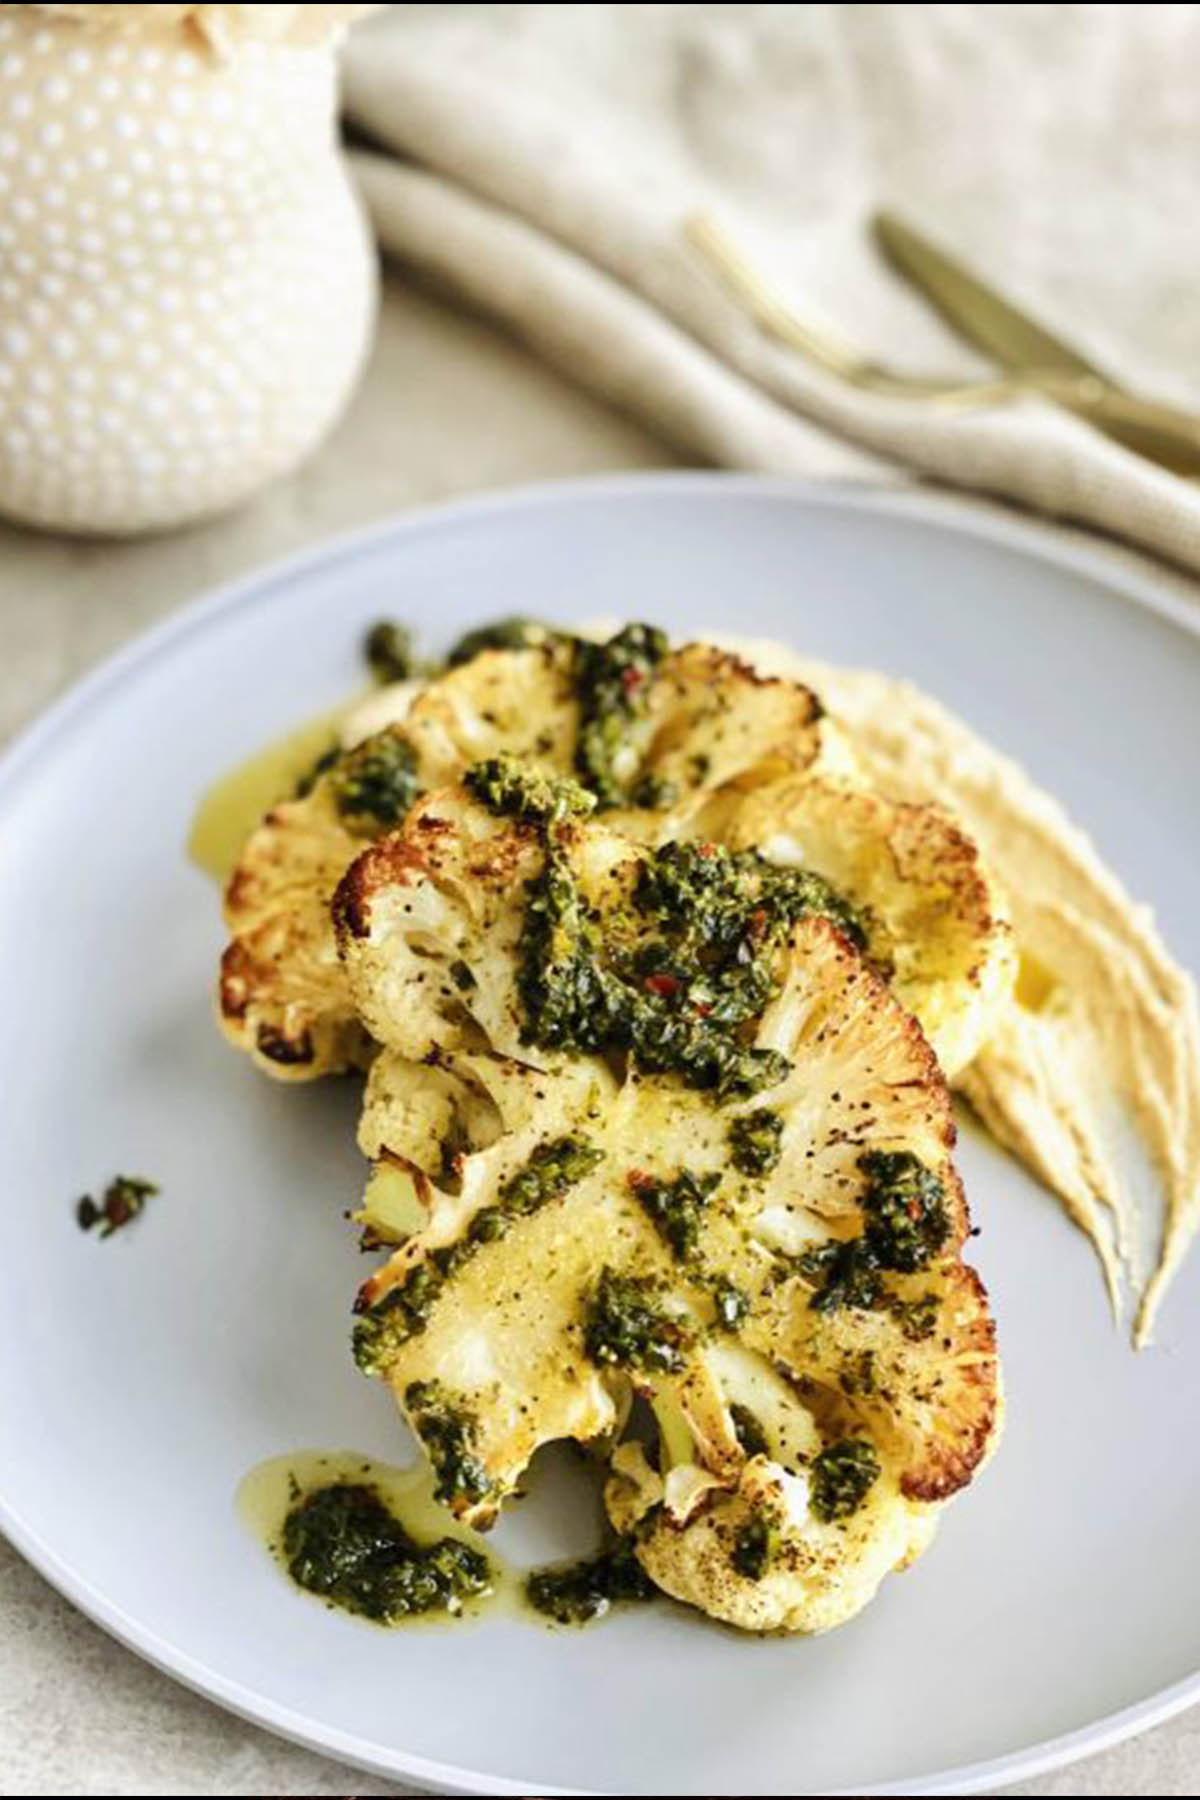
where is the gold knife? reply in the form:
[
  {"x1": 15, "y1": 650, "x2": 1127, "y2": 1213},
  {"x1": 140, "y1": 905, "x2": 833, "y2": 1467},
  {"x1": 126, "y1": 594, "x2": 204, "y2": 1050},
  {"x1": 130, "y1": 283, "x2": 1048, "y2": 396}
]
[{"x1": 874, "y1": 210, "x2": 1200, "y2": 476}]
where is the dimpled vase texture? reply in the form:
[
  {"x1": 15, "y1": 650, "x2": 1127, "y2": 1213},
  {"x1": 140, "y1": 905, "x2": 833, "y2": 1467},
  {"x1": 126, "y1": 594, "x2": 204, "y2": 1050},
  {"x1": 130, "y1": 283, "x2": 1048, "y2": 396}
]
[{"x1": 0, "y1": 5, "x2": 378, "y2": 533}]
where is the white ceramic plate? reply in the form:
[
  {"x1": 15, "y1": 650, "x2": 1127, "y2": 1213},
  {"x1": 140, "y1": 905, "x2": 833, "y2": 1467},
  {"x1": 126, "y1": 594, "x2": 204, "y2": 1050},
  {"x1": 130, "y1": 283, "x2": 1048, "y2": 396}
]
[{"x1": 2, "y1": 475, "x2": 1198, "y2": 1798}]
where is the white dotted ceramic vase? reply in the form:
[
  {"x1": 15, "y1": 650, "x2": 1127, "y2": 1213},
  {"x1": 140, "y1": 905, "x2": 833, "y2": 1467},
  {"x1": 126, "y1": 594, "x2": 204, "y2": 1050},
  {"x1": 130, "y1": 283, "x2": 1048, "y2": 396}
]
[{"x1": 0, "y1": 5, "x2": 379, "y2": 533}]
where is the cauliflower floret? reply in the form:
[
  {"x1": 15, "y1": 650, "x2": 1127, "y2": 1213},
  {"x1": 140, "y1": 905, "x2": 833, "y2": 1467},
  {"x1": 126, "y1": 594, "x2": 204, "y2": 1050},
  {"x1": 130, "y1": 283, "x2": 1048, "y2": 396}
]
[
  {"x1": 719, "y1": 777, "x2": 1015, "y2": 1077},
  {"x1": 607, "y1": 1446, "x2": 938, "y2": 1635},
  {"x1": 218, "y1": 774, "x2": 375, "y2": 1079},
  {"x1": 604, "y1": 639, "x2": 851, "y2": 831},
  {"x1": 400, "y1": 641, "x2": 580, "y2": 787}
]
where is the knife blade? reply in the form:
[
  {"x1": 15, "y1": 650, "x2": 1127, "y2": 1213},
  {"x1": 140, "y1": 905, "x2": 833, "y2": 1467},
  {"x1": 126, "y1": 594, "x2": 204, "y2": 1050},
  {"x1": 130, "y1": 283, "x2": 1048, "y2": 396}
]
[
  {"x1": 873, "y1": 211, "x2": 1105, "y2": 379},
  {"x1": 873, "y1": 210, "x2": 1200, "y2": 475}
]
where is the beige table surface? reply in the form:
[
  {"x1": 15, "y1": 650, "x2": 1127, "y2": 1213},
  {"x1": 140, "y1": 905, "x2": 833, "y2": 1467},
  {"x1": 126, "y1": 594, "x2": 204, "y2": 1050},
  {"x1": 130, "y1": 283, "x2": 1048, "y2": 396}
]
[{"x1": 1, "y1": 279, "x2": 1196, "y2": 1799}]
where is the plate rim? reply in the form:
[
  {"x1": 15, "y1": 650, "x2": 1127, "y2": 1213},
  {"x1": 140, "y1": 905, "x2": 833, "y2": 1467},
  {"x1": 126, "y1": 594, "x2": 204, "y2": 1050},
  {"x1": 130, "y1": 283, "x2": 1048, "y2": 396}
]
[{"x1": 2, "y1": 469, "x2": 1198, "y2": 1798}]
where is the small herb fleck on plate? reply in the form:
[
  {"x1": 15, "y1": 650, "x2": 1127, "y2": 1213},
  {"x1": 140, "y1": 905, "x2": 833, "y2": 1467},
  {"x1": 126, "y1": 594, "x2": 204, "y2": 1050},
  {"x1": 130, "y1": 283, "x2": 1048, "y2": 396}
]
[{"x1": 76, "y1": 1174, "x2": 158, "y2": 1239}]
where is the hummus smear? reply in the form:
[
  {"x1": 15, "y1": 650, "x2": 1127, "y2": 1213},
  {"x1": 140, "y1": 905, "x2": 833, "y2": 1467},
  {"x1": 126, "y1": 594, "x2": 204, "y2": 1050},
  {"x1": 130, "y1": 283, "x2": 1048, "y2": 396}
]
[{"x1": 722, "y1": 638, "x2": 1200, "y2": 1347}]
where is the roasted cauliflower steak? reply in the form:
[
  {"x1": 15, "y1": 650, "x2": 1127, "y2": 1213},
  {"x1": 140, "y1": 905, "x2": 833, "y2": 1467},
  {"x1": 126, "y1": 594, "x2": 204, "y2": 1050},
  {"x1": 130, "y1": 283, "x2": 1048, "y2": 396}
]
[
  {"x1": 340, "y1": 788, "x2": 1000, "y2": 1633},
  {"x1": 216, "y1": 630, "x2": 863, "y2": 1081}
]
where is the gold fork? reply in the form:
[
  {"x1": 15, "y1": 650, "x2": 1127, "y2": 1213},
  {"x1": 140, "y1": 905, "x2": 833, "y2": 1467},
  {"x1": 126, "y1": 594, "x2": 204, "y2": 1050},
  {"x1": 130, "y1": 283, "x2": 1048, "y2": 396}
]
[
  {"x1": 684, "y1": 212, "x2": 1200, "y2": 474},
  {"x1": 685, "y1": 213, "x2": 1015, "y2": 408}
]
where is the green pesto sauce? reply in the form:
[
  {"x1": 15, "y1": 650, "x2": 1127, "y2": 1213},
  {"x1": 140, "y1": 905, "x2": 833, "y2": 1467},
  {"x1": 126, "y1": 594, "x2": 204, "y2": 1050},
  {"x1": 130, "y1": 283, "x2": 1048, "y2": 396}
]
[
  {"x1": 798, "y1": 1235, "x2": 884, "y2": 1316},
  {"x1": 242, "y1": 1452, "x2": 661, "y2": 1636},
  {"x1": 447, "y1": 615, "x2": 564, "y2": 667},
  {"x1": 525, "y1": 1537, "x2": 657, "y2": 1625},
  {"x1": 353, "y1": 1135, "x2": 604, "y2": 1374},
  {"x1": 331, "y1": 731, "x2": 422, "y2": 833},
  {"x1": 517, "y1": 835, "x2": 866, "y2": 1102},
  {"x1": 363, "y1": 619, "x2": 417, "y2": 684},
  {"x1": 362, "y1": 611, "x2": 569, "y2": 688},
  {"x1": 282, "y1": 1481, "x2": 491, "y2": 1623},
  {"x1": 728, "y1": 1108, "x2": 784, "y2": 1178},
  {"x1": 731, "y1": 1506, "x2": 779, "y2": 1581},
  {"x1": 707, "y1": 1275, "x2": 750, "y2": 1332},
  {"x1": 626, "y1": 1169, "x2": 747, "y2": 1335},
  {"x1": 583, "y1": 1267, "x2": 690, "y2": 1374},
  {"x1": 857, "y1": 1150, "x2": 951, "y2": 1272},
  {"x1": 634, "y1": 838, "x2": 866, "y2": 963},
  {"x1": 627, "y1": 1166, "x2": 721, "y2": 1261},
  {"x1": 800, "y1": 1150, "x2": 949, "y2": 1316},
  {"x1": 729, "y1": 1402, "x2": 769, "y2": 1459},
  {"x1": 366, "y1": 609, "x2": 565, "y2": 686},
  {"x1": 464, "y1": 754, "x2": 596, "y2": 826},
  {"x1": 296, "y1": 731, "x2": 422, "y2": 829},
  {"x1": 572, "y1": 622, "x2": 669, "y2": 809},
  {"x1": 809, "y1": 1438, "x2": 881, "y2": 1523},
  {"x1": 403, "y1": 1381, "x2": 496, "y2": 1509},
  {"x1": 889, "y1": 1290, "x2": 940, "y2": 1341}
]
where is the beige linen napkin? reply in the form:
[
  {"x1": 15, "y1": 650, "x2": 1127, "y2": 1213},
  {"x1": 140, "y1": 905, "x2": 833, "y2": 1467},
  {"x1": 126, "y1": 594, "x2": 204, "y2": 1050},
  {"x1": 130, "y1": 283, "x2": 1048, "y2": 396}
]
[{"x1": 342, "y1": 2, "x2": 1200, "y2": 576}]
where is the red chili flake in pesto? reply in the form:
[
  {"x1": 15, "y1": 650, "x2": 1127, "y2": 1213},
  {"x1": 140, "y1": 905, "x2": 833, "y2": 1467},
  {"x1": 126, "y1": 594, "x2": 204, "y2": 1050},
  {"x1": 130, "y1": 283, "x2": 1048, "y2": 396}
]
[
  {"x1": 643, "y1": 971, "x2": 681, "y2": 998},
  {"x1": 620, "y1": 666, "x2": 645, "y2": 696}
]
